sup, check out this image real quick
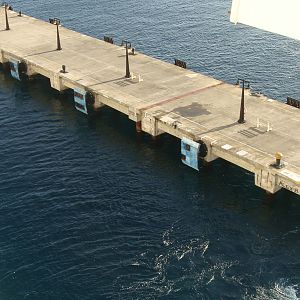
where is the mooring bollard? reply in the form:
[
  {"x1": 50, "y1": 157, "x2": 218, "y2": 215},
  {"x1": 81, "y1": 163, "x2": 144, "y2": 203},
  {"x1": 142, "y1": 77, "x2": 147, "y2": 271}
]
[
  {"x1": 60, "y1": 65, "x2": 66, "y2": 73},
  {"x1": 275, "y1": 152, "x2": 283, "y2": 168},
  {"x1": 271, "y1": 152, "x2": 284, "y2": 169}
]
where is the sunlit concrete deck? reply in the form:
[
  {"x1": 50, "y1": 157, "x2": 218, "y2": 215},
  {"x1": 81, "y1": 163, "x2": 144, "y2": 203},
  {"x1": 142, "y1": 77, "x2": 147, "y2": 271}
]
[{"x1": 0, "y1": 8, "x2": 299, "y2": 196}]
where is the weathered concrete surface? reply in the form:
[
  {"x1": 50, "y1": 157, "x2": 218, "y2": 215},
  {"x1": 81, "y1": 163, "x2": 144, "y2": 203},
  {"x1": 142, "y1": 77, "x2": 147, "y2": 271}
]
[{"x1": 0, "y1": 8, "x2": 299, "y2": 196}]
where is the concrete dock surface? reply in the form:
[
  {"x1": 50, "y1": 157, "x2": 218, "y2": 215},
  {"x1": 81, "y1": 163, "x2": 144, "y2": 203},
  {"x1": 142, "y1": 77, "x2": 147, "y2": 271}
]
[{"x1": 0, "y1": 7, "x2": 299, "y2": 196}]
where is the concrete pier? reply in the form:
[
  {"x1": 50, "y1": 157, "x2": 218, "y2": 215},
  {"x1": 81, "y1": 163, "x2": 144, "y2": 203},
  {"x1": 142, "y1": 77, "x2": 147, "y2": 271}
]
[{"x1": 0, "y1": 7, "x2": 299, "y2": 196}]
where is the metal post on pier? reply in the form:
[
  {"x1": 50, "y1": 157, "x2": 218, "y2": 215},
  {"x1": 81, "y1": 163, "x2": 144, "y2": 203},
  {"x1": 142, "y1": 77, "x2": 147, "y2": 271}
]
[
  {"x1": 236, "y1": 78, "x2": 250, "y2": 123},
  {"x1": 51, "y1": 18, "x2": 62, "y2": 50},
  {"x1": 122, "y1": 40, "x2": 131, "y2": 78},
  {"x1": 3, "y1": 2, "x2": 10, "y2": 30}
]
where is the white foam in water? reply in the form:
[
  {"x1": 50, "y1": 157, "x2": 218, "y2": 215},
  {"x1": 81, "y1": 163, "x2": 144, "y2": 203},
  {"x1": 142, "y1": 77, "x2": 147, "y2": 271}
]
[{"x1": 250, "y1": 280, "x2": 299, "y2": 300}]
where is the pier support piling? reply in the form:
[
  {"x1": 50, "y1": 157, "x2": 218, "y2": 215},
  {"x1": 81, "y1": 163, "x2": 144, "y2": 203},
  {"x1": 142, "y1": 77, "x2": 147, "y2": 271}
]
[{"x1": 135, "y1": 121, "x2": 142, "y2": 133}]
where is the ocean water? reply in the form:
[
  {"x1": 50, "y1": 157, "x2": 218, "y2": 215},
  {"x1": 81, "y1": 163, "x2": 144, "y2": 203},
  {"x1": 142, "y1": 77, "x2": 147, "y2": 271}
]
[{"x1": 0, "y1": 0, "x2": 300, "y2": 299}]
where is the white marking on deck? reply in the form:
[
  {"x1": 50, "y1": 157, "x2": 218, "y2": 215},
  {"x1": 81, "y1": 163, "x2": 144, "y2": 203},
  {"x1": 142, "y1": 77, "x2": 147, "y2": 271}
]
[
  {"x1": 222, "y1": 144, "x2": 233, "y2": 150},
  {"x1": 236, "y1": 150, "x2": 249, "y2": 156}
]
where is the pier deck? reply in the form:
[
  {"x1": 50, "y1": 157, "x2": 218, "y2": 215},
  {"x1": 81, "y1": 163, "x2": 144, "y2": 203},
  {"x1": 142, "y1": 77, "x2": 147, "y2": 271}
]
[{"x1": 0, "y1": 8, "x2": 299, "y2": 196}]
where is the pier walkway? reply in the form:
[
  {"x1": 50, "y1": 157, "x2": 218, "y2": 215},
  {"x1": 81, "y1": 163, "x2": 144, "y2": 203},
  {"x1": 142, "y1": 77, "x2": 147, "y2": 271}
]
[{"x1": 0, "y1": 7, "x2": 299, "y2": 196}]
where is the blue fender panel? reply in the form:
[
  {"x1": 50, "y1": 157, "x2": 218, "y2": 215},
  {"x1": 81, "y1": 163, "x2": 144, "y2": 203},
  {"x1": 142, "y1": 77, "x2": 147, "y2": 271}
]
[
  {"x1": 181, "y1": 138, "x2": 200, "y2": 171},
  {"x1": 74, "y1": 88, "x2": 87, "y2": 114},
  {"x1": 9, "y1": 60, "x2": 20, "y2": 81}
]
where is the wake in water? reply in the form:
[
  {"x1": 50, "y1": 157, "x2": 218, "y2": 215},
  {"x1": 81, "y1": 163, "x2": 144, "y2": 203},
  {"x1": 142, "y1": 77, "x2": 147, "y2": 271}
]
[
  {"x1": 114, "y1": 222, "x2": 242, "y2": 299},
  {"x1": 249, "y1": 279, "x2": 299, "y2": 300}
]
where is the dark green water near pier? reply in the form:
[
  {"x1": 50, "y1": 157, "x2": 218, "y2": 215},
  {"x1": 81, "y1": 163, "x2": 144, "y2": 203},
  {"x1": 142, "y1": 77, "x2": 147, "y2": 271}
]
[{"x1": 0, "y1": 0, "x2": 299, "y2": 299}]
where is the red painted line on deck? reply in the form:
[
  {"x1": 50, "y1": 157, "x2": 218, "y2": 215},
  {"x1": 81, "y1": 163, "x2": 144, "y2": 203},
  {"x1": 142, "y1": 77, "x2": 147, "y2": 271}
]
[{"x1": 141, "y1": 82, "x2": 224, "y2": 111}]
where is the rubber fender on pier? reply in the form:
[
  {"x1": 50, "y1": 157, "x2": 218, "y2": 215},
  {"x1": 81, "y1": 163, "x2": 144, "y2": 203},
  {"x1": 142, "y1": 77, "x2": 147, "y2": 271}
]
[
  {"x1": 85, "y1": 91, "x2": 95, "y2": 106},
  {"x1": 85, "y1": 91, "x2": 95, "y2": 114},
  {"x1": 197, "y1": 140, "x2": 208, "y2": 159},
  {"x1": 17, "y1": 62, "x2": 28, "y2": 80}
]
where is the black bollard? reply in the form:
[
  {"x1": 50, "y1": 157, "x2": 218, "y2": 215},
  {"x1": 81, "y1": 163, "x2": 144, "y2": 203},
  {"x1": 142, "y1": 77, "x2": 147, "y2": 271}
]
[{"x1": 60, "y1": 65, "x2": 66, "y2": 73}]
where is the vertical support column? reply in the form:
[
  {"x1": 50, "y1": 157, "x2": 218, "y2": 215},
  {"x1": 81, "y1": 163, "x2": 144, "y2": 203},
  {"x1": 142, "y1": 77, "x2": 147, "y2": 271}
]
[
  {"x1": 255, "y1": 169, "x2": 281, "y2": 194},
  {"x1": 0, "y1": 50, "x2": 8, "y2": 68},
  {"x1": 0, "y1": 50, "x2": 4, "y2": 64},
  {"x1": 141, "y1": 113, "x2": 164, "y2": 136},
  {"x1": 50, "y1": 73, "x2": 66, "y2": 91},
  {"x1": 136, "y1": 121, "x2": 142, "y2": 133}
]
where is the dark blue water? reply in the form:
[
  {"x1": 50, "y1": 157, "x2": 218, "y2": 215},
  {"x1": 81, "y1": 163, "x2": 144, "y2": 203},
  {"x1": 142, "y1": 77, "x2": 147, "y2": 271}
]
[{"x1": 0, "y1": 1, "x2": 300, "y2": 299}]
